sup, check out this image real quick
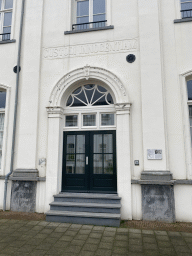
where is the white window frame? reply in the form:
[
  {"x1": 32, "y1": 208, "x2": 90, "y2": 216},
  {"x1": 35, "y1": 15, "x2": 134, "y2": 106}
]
[
  {"x1": 76, "y1": 0, "x2": 106, "y2": 24},
  {"x1": 180, "y1": 0, "x2": 192, "y2": 19},
  {"x1": 0, "y1": 0, "x2": 14, "y2": 40},
  {"x1": 64, "y1": 106, "x2": 116, "y2": 131},
  {"x1": 69, "y1": 0, "x2": 111, "y2": 30},
  {"x1": 0, "y1": 85, "x2": 10, "y2": 175}
]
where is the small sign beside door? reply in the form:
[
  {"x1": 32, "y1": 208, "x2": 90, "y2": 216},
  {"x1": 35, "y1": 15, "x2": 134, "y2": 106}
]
[{"x1": 147, "y1": 149, "x2": 162, "y2": 160}]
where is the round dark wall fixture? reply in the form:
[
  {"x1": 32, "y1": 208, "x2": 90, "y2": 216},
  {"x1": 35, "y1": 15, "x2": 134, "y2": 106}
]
[
  {"x1": 13, "y1": 66, "x2": 21, "y2": 73},
  {"x1": 126, "y1": 54, "x2": 136, "y2": 63}
]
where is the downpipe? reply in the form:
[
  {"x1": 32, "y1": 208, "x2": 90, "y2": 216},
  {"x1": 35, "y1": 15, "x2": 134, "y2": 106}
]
[{"x1": 3, "y1": 0, "x2": 25, "y2": 211}]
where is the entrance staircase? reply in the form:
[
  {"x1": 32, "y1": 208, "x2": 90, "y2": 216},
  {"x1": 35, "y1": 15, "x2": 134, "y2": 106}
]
[{"x1": 45, "y1": 193, "x2": 121, "y2": 227}]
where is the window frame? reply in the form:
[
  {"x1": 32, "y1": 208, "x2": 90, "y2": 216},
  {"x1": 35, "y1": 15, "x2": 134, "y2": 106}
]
[
  {"x1": 76, "y1": 0, "x2": 106, "y2": 24},
  {"x1": 0, "y1": 0, "x2": 14, "y2": 41},
  {"x1": 180, "y1": 0, "x2": 192, "y2": 19},
  {"x1": 0, "y1": 85, "x2": 10, "y2": 175},
  {"x1": 67, "y1": 0, "x2": 112, "y2": 33}
]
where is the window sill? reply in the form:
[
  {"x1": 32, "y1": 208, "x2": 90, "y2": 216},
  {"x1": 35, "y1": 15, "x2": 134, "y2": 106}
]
[
  {"x1": 0, "y1": 39, "x2": 16, "y2": 44},
  {"x1": 64, "y1": 25, "x2": 114, "y2": 35},
  {"x1": 174, "y1": 17, "x2": 192, "y2": 23}
]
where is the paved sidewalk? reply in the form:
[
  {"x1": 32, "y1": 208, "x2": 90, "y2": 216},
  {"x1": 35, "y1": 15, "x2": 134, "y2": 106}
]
[{"x1": 0, "y1": 219, "x2": 192, "y2": 255}]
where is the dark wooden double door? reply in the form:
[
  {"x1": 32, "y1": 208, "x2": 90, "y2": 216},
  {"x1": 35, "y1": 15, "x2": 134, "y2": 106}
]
[{"x1": 62, "y1": 131, "x2": 117, "y2": 193}]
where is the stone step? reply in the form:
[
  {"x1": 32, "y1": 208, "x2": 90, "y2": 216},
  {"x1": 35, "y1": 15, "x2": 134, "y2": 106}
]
[
  {"x1": 54, "y1": 193, "x2": 121, "y2": 204},
  {"x1": 50, "y1": 201, "x2": 121, "y2": 214},
  {"x1": 46, "y1": 210, "x2": 121, "y2": 227}
]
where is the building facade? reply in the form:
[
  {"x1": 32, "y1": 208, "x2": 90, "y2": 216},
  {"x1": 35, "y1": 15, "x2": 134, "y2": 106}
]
[{"x1": 0, "y1": 0, "x2": 192, "y2": 225}]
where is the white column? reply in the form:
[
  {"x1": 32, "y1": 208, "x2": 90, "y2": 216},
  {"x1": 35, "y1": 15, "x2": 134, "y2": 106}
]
[
  {"x1": 15, "y1": 0, "x2": 44, "y2": 169},
  {"x1": 116, "y1": 103, "x2": 132, "y2": 220},
  {"x1": 45, "y1": 107, "x2": 64, "y2": 211},
  {"x1": 138, "y1": 0, "x2": 167, "y2": 171}
]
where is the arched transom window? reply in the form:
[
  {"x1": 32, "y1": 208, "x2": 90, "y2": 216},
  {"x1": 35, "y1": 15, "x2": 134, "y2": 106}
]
[
  {"x1": 64, "y1": 84, "x2": 115, "y2": 129},
  {"x1": 66, "y1": 84, "x2": 114, "y2": 107}
]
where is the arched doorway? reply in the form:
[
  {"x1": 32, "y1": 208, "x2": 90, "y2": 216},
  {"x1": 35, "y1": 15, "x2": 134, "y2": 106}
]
[
  {"x1": 62, "y1": 84, "x2": 117, "y2": 192},
  {"x1": 46, "y1": 66, "x2": 132, "y2": 219}
]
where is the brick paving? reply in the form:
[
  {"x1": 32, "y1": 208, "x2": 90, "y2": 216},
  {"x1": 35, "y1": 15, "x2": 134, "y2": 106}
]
[{"x1": 0, "y1": 219, "x2": 192, "y2": 255}]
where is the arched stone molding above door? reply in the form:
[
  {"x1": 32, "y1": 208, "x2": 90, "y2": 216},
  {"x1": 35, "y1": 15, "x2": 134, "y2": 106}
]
[
  {"x1": 48, "y1": 65, "x2": 129, "y2": 108},
  {"x1": 45, "y1": 66, "x2": 132, "y2": 220}
]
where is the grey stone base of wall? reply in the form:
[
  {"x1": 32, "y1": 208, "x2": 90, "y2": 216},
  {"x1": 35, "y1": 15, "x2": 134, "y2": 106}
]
[
  {"x1": 141, "y1": 171, "x2": 175, "y2": 223},
  {"x1": 10, "y1": 169, "x2": 38, "y2": 212}
]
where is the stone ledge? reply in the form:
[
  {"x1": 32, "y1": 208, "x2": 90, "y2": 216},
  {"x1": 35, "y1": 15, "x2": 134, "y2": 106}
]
[
  {"x1": 0, "y1": 39, "x2": 16, "y2": 44},
  {"x1": 174, "y1": 17, "x2": 192, "y2": 23},
  {"x1": 64, "y1": 25, "x2": 114, "y2": 35},
  {"x1": 132, "y1": 179, "x2": 192, "y2": 185},
  {"x1": 141, "y1": 171, "x2": 173, "y2": 181},
  {"x1": 10, "y1": 176, "x2": 46, "y2": 181}
]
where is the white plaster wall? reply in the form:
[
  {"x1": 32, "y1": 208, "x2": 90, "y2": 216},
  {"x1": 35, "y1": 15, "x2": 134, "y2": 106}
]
[
  {"x1": 132, "y1": 184, "x2": 142, "y2": 220},
  {"x1": 36, "y1": 181, "x2": 46, "y2": 213},
  {"x1": 174, "y1": 185, "x2": 192, "y2": 222}
]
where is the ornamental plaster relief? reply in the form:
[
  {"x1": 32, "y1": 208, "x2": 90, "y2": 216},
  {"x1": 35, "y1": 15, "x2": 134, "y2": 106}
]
[
  {"x1": 48, "y1": 66, "x2": 129, "y2": 107},
  {"x1": 43, "y1": 38, "x2": 138, "y2": 60}
]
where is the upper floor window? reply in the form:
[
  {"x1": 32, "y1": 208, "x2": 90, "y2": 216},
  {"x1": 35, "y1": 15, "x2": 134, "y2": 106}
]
[
  {"x1": 73, "y1": 0, "x2": 106, "y2": 31},
  {"x1": 181, "y1": 0, "x2": 192, "y2": 19},
  {"x1": 0, "y1": 90, "x2": 6, "y2": 169},
  {"x1": 0, "y1": 0, "x2": 13, "y2": 41}
]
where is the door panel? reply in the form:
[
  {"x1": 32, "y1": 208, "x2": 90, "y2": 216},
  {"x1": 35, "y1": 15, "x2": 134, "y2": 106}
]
[{"x1": 62, "y1": 130, "x2": 117, "y2": 192}]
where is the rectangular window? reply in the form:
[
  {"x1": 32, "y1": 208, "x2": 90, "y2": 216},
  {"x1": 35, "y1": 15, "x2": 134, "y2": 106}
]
[
  {"x1": 0, "y1": 0, "x2": 13, "y2": 41},
  {"x1": 83, "y1": 114, "x2": 96, "y2": 126},
  {"x1": 101, "y1": 113, "x2": 114, "y2": 126},
  {"x1": 74, "y1": 0, "x2": 106, "y2": 30},
  {"x1": 181, "y1": 0, "x2": 192, "y2": 18},
  {"x1": 65, "y1": 115, "x2": 78, "y2": 127}
]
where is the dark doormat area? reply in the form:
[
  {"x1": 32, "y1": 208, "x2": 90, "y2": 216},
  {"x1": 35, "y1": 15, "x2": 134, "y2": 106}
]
[{"x1": 1, "y1": 210, "x2": 192, "y2": 233}]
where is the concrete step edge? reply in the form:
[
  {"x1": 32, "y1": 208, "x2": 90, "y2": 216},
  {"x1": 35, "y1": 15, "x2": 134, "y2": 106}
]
[
  {"x1": 55, "y1": 193, "x2": 121, "y2": 200},
  {"x1": 50, "y1": 202, "x2": 121, "y2": 208},
  {"x1": 45, "y1": 210, "x2": 121, "y2": 219}
]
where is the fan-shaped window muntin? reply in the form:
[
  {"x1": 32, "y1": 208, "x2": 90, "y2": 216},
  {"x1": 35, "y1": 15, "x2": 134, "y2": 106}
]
[{"x1": 66, "y1": 84, "x2": 114, "y2": 107}]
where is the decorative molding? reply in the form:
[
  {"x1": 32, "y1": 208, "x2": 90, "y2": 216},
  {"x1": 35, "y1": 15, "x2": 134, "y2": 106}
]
[
  {"x1": 46, "y1": 106, "x2": 64, "y2": 118},
  {"x1": 84, "y1": 65, "x2": 90, "y2": 80},
  {"x1": 115, "y1": 103, "x2": 131, "y2": 114},
  {"x1": 49, "y1": 66, "x2": 129, "y2": 107}
]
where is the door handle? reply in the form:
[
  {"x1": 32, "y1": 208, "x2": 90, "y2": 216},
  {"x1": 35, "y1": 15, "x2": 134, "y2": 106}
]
[{"x1": 86, "y1": 156, "x2": 88, "y2": 165}]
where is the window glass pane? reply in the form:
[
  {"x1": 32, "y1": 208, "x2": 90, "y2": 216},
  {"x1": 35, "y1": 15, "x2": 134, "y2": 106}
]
[
  {"x1": 181, "y1": 1, "x2": 192, "y2": 10},
  {"x1": 104, "y1": 154, "x2": 113, "y2": 174},
  {"x1": 107, "y1": 93, "x2": 114, "y2": 104},
  {"x1": 104, "y1": 134, "x2": 113, "y2": 153},
  {"x1": 77, "y1": 16, "x2": 89, "y2": 25},
  {"x1": 76, "y1": 154, "x2": 85, "y2": 174},
  {"x1": 101, "y1": 114, "x2": 114, "y2": 126},
  {"x1": 76, "y1": 135, "x2": 85, "y2": 153},
  {"x1": 0, "y1": 1, "x2": 2, "y2": 10},
  {"x1": 77, "y1": 0, "x2": 89, "y2": 16},
  {"x1": 93, "y1": 14, "x2": 106, "y2": 22},
  {"x1": 65, "y1": 115, "x2": 78, "y2": 127},
  {"x1": 4, "y1": 12, "x2": 12, "y2": 26},
  {"x1": 66, "y1": 155, "x2": 75, "y2": 174},
  {"x1": 93, "y1": 0, "x2": 105, "y2": 14},
  {"x1": 187, "y1": 80, "x2": 192, "y2": 100},
  {"x1": 5, "y1": 0, "x2": 13, "y2": 9},
  {"x1": 3, "y1": 27, "x2": 11, "y2": 37},
  {"x1": 94, "y1": 134, "x2": 102, "y2": 153},
  {"x1": 0, "y1": 92, "x2": 6, "y2": 108},
  {"x1": 189, "y1": 106, "x2": 192, "y2": 126},
  {"x1": 0, "y1": 114, "x2": 5, "y2": 132},
  {"x1": 93, "y1": 154, "x2": 102, "y2": 174},
  {"x1": 83, "y1": 114, "x2": 96, "y2": 126},
  {"x1": 67, "y1": 135, "x2": 75, "y2": 154}
]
